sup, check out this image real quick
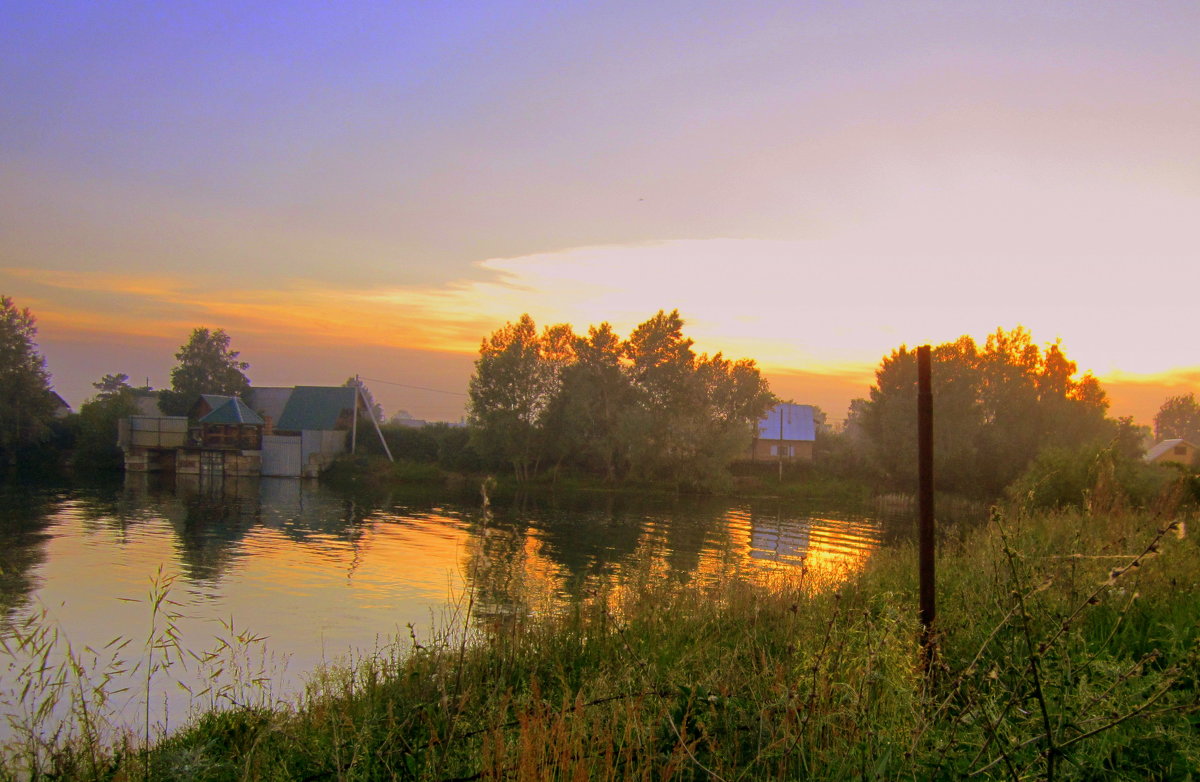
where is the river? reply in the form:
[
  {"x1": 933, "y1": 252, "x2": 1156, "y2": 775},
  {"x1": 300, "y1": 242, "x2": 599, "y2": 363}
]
[{"x1": 0, "y1": 473, "x2": 906, "y2": 746}]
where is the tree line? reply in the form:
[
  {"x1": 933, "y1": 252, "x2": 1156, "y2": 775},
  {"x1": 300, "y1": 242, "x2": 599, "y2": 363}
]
[
  {"x1": 4, "y1": 291, "x2": 1198, "y2": 500},
  {"x1": 467, "y1": 310, "x2": 776, "y2": 488},
  {"x1": 840, "y1": 327, "x2": 1146, "y2": 498}
]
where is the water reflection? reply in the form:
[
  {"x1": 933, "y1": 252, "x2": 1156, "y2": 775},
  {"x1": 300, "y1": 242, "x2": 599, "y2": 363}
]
[
  {"x1": 0, "y1": 485, "x2": 59, "y2": 617},
  {"x1": 0, "y1": 474, "x2": 911, "y2": 740},
  {"x1": 0, "y1": 477, "x2": 903, "y2": 627}
]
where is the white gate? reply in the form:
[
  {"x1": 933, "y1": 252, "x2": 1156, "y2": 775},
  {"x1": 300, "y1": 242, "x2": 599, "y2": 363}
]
[{"x1": 261, "y1": 436, "x2": 302, "y2": 477}]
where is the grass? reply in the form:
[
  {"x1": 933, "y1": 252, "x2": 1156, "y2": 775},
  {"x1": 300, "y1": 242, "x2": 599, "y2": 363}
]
[{"x1": 3, "y1": 485, "x2": 1200, "y2": 780}]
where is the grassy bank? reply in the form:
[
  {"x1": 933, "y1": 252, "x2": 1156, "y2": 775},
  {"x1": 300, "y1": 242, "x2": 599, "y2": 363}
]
[
  {"x1": 5, "y1": 491, "x2": 1200, "y2": 780},
  {"x1": 323, "y1": 453, "x2": 878, "y2": 506}
]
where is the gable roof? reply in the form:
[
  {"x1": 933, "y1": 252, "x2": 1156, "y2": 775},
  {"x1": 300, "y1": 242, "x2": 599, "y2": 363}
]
[
  {"x1": 275, "y1": 386, "x2": 357, "y2": 431},
  {"x1": 757, "y1": 403, "x2": 816, "y2": 442},
  {"x1": 247, "y1": 386, "x2": 293, "y2": 424},
  {"x1": 190, "y1": 394, "x2": 234, "y2": 416},
  {"x1": 132, "y1": 391, "x2": 163, "y2": 416},
  {"x1": 199, "y1": 397, "x2": 264, "y2": 425},
  {"x1": 1145, "y1": 438, "x2": 1196, "y2": 462}
]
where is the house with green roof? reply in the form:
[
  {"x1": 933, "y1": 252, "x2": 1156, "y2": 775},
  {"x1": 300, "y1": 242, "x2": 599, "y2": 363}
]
[
  {"x1": 261, "y1": 386, "x2": 362, "y2": 477},
  {"x1": 121, "y1": 384, "x2": 383, "y2": 478}
]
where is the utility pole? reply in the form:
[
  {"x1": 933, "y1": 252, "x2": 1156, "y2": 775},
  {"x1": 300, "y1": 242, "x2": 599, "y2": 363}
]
[{"x1": 351, "y1": 374, "x2": 359, "y2": 454}]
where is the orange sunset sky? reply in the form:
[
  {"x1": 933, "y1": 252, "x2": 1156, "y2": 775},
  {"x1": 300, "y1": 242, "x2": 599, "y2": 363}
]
[{"x1": 2, "y1": 2, "x2": 1197, "y2": 425}]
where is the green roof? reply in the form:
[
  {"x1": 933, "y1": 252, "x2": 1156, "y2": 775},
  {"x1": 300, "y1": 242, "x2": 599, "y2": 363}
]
[
  {"x1": 275, "y1": 386, "x2": 357, "y2": 431},
  {"x1": 200, "y1": 394, "x2": 234, "y2": 411},
  {"x1": 199, "y1": 397, "x2": 264, "y2": 425}
]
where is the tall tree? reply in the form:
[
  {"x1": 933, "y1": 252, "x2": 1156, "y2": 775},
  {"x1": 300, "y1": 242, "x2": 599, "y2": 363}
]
[
  {"x1": 556, "y1": 323, "x2": 630, "y2": 480},
  {"x1": 76, "y1": 373, "x2": 140, "y2": 469},
  {"x1": 619, "y1": 310, "x2": 774, "y2": 488},
  {"x1": 855, "y1": 327, "x2": 1112, "y2": 497},
  {"x1": 1154, "y1": 393, "x2": 1200, "y2": 444},
  {"x1": 159, "y1": 328, "x2": 251, "y2": 416},
  {"x1": 0, "y1": 296, "x2": 56, "y2": 465},
  {"x1": 620, "y1": 310, "x2": 699, "y2": 481},
  {"x1": 467, "y1": 315, "x2": 553, "y2": 480}
]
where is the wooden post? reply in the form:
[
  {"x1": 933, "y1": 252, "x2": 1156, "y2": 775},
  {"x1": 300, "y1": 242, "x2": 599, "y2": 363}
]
[{"x1": 917, "y1": 345, "x2": 936, "y2": 660}]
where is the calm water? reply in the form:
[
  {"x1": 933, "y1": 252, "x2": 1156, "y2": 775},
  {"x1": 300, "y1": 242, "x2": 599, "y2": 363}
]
[{"x1": 0, "y1": 474, "x2": 904, "y2": 742}]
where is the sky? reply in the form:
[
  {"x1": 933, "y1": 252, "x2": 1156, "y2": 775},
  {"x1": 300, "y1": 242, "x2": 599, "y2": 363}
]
[{"x1": 2, "y1": 1, "x2": 1197, "y2": 424}]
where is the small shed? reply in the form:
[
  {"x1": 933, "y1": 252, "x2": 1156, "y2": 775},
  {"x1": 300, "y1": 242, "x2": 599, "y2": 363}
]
[
  {"x1": 1144, "y1": 439, "x2": 1198, "y2": 468},
  {"x1": 197, "y1": 397, "x2": 264, "y2": 450},
  {"x1": 751, "y1": 403, "x2": 816, "y2": 461}
]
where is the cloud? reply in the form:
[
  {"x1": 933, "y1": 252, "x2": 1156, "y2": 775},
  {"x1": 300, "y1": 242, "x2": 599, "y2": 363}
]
[{"x1": 7, "y1": 233, "x2": 1198, "y2": 426}]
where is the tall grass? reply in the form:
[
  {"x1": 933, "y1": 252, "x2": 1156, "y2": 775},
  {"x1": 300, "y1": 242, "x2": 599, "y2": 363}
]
[
  {"x1": 0, "y1": 567, "x2": 284, "y2": 781},
  {"x1": 3, "y1": 485, "x2": 1199, "y2": 780}
]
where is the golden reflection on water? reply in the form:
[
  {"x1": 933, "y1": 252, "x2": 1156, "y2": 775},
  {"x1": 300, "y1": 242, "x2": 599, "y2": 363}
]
[{"x1": 0, "y1": 476, "x2": 888, "y2": 742}]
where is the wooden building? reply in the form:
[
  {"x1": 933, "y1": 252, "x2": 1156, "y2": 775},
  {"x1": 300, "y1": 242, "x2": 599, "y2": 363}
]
[{"x1": 1144, "y1": 438, "x2": 1199, "y2": 468}]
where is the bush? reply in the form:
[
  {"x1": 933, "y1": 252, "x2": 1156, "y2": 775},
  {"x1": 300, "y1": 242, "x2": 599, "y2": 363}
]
[{"x1": 1007, "y1": 441, "x2": 1174, "y2": 511}]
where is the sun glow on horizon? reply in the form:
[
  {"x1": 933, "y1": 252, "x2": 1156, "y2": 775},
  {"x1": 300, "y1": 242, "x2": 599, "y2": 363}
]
[{"x1": 7, "y1": 233, "x2": 1198, "y2": 427}]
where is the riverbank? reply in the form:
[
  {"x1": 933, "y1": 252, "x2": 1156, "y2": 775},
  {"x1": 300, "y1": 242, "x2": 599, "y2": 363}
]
[
  {"x1": 6, "y1": 488, "x2": 1198, "y2": 780},
  {"x1": 322, "y1": 453, "x2": 879, "y2": 505}
]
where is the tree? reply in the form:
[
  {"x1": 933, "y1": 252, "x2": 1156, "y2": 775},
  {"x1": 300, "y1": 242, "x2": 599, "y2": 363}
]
[
  {"x1": 1154, "y1": 393, "x2": 1200, "y2": 444},
  {"x1": 93, "y1": 372, "x2": 133, "y2": 400},
  {"x1": 344, "y1": 377, "x2": 384, "y2": 423},
  {"x1": 855, "y1": 327, "x2": 1113, "y2": 497},
  {"x1": 620, "y1": 309, "x2": 699, "y2": 481},
  {"x1": 555, "y1": 323, "x2": 631, "y2": 480},
  {"x1": 76, "y1": 374, "x2": 141, "y2": 470},
  {"x1": 467, "y1": 315, "x2": 554, "y2": 480},
  {"x1": 159, "y1": 328, "x2": 251, "y2": 416},
  {"x1": 466, "y1": 310, "x2": 773, "y2": 487},
  {"x1": 0, "y1": 296, "x2": 56, "y2": 466}
]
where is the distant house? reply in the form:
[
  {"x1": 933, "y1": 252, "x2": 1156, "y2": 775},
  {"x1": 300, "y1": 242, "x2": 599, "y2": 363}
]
[
  {"x1": 175, "y1": 396, "x2": 266, "y2": 477},
  {"x1": 49, "y1": 392, "x2": 71, "y2": 418},
  {"x1": 247, "y1": 387, "x2": 293, "y2": 434},
  {"x1": 1144, "y1": 439, "x2": 1198, "y2": 468},
  {"x1": 120, "y1": 384, "x2": 377, "y2": 478},
  {"x1": 751, "y1": 403, "x2": 816, "y2": 462},
  {"x1": 389, "y1": 410, "x2": 429, "y2": 428},
  {"x1": 131, "y1": 390, "x2": 163, "y2": 417},
  {"x1": 262, "y1": 386, "x2": 362, "y2": 478}
]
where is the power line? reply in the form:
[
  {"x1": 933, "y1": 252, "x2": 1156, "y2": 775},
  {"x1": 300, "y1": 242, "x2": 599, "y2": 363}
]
[{"x1": 358, "y1": 376, "x2": 468, "y2": 397}]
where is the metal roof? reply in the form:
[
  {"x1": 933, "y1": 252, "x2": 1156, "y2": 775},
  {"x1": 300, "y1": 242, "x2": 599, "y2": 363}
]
[
  {"x1": 1144, "y1": 438, "x2": 1195, "y2": 462},
  {"x1": 199, "y1": 394, "x2": 233, "y2": 408},
  {"x1": 248, "y1": 386, "x2": 293, "y2": 424},
  {"x1": 275, "y1": 386, "x2": 357, "y2": 432},
  {"x1": 757, "y1": 403, "x2": 816, "y2": 442},
  {"x1": 199, "y1": 397, "x2": 264, "y2": 425},
  {"x1": 132, "y1": 392, "x2": 162, "y2": 416}
]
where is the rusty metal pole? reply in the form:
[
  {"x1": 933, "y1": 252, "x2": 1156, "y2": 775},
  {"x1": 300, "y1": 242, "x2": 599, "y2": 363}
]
[{"x1": 917, "y1": 345, "x2": 936, "y2": 662}]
